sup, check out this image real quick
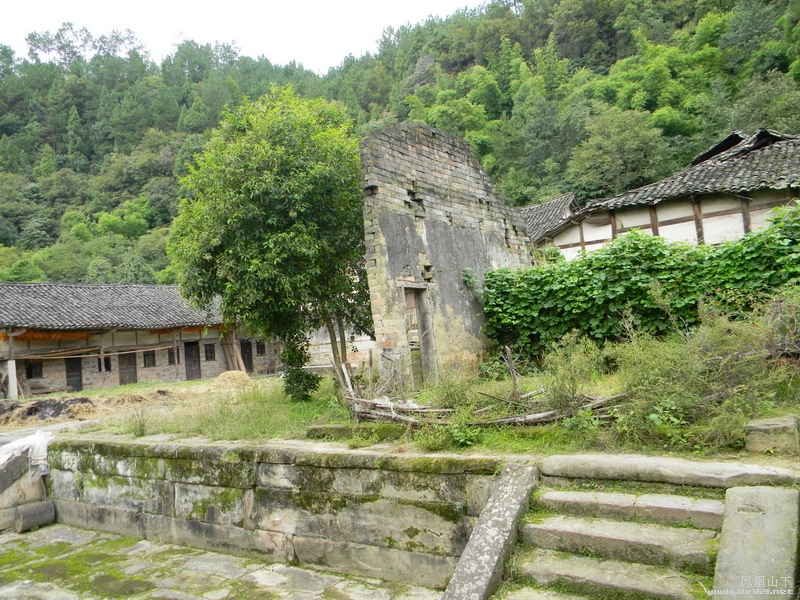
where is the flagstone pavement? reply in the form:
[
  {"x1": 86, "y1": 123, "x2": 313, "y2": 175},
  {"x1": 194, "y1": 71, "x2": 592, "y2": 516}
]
[{"x1": 0, "y1": 523, "x2": 443, "y2": 599}]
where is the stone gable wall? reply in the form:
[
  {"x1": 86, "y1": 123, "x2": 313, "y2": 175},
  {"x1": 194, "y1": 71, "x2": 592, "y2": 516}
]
[{"x1": 361, "y1": 123, "x2": 533, "y2": 380}]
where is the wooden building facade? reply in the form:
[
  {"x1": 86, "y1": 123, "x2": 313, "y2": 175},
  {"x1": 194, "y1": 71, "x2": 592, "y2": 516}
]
[
  {"x1": 0, "y1": 283, "x2": 280, "y2": 398},
  {"x1": 527, "y1": 130, "x2": 800, "y2": 258}
]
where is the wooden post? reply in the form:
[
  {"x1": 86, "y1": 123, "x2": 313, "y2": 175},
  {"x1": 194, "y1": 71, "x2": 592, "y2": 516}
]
[
  {"x1": 7, "y1": 333, "x2": 17, "y2": 401},
  {"x1": 6, "y1": 360, "x2": 17, "y2": 401},
  {"x1": 99, "y1": 337, "x2": 106, "y2": 388}
]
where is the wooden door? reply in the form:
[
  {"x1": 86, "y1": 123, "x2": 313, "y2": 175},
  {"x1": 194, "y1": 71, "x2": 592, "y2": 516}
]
[
  {"x1": 65, "y1": 358, "x2": 83, "y2": 391},
  {"x1": 118, "y1": 353, "x2": 138, "y2": 385},
  {"x1": 240, "y1": 340, "x2": 254, "y2": 373},
  {"x1": 184, "y1": 342, "x2": 201, "y2": 380}
]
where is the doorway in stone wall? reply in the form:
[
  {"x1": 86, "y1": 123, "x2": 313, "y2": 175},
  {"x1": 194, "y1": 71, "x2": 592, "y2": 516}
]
[{"x1": 404, "y1": 287, "x2": 433, "y2": 389}]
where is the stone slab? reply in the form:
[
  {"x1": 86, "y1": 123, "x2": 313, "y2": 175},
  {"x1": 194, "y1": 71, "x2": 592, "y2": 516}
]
[
  {"x1": 744, "y1": 415, "x2": 799, "y2": 454},
  {"x1": 539, "y1": 454, "x2": 798, "y2": 487},
  {"x1": 499, "y1": 590, "x2": 589, "y2": 600},
  {"x1": 292, "y1": 534, "x2": 457, "y2": 590},
  {"x1": 537, "y1": 490, "x2": 724, "y2": 530},
  {"x1": 522, "y1": 515, "x2": 717, "y2": 573},
  {"x1": 442, "y1": 462, "x2": 538, "y2": 600},
  {"x1": 713, "y1": 486, "x2": 799, "y2": 598},
  {"x1": 517, "y1": 548, "x2": 695, "y2": 600},
  {"x1": 15, "y1": 499, "x2": 55, "y2": 533},
  {"x1": 0, "y1": 448, "x2": 28, "y2": 494},
  {"x1": 0, "y1": 473, "x2": 43, "y2": 512}
]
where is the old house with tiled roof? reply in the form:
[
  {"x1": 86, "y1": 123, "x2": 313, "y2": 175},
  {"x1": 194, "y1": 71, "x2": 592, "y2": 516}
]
[
  {"x1": 0, "y1": 283, "x2": 281, "y2": 397},
  {"x1": 530, "y1": 129, "x2": 800, "y2": 258}
]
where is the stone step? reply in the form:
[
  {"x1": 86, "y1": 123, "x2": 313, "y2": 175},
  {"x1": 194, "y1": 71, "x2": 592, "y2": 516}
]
[
  {"x1": 516, "y1": 548, "x2": 697, "y2": 600},
  {"x1": 539, "y1": 454, "x2": 797, "y2": 488},
  {"x1": 497, "y1": 588, "x2": 589, "y2": 600},
  {"x1": 536, "y1": 489, "x2": 724, "y2": 530},
  {"x1": 522, "y1": 515, "x2": 717, "y2": 574}
]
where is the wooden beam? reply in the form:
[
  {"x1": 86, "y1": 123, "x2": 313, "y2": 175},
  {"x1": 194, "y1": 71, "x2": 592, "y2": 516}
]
[
  {"x1": 691, "y1": 197, "x2": 705, "y2": 244},
  {"x1": 741, "y1": 196, "x2": 752, "y2": 234},
  {"x1": 649, "y1": 205, "x2": 659, "y2": 236}
]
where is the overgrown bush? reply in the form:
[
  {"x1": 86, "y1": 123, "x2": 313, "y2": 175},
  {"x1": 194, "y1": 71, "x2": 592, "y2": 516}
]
[
  {"x1": 484, "y1": 204, "x2": 800, "y2": 358},
  {"x1": 541, "y1": 332, "x2": 603, "y2": 412},
  {"x1": 607, "y1": 309, "x2": 795, "y2": 450}
]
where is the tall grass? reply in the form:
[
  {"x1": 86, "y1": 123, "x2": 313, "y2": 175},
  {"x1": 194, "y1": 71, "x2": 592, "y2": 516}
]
[{"x1": 113, "y1": 378, "x2": 351, "y2": 441}]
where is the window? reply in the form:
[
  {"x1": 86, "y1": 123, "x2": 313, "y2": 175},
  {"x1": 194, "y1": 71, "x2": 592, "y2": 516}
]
[
  {"x1": 256, "y1": 341, "x2": 266, "y2": 356},
  {"x1": 25, "y1": 360, "x2": 43, "y2": 379},
  {"x1": 204, "y1": 343, "x2": 216, "y2": 361},
  {"x1": 168, "y1": 348, "x2": 180, "y2": 365},
  {"x1": 97, "y1": 356, "x2": 112, "y2": 372},
  {"x1": 143, "y1": 351, "x2": 156, "y2": 368}
]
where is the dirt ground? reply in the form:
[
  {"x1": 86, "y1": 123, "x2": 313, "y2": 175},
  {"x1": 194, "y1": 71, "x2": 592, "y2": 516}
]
[{"x1": 0, "y1": 371, "x2": 254, "y2": 433}]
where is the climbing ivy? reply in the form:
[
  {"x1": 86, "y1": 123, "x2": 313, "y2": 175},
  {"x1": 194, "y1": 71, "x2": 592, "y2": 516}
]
[{"x1": 483, "y1": 204, "x2": 800, "y2": 357}]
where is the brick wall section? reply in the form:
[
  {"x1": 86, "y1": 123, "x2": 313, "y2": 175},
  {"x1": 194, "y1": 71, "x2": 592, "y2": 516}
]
[{"x1": 360, "y1": 123, "x2": 533, "y2": 377}]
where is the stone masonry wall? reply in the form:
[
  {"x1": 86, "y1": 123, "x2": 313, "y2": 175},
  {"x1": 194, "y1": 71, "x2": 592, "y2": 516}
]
[
  {"x1": 361, "y1": 123, "x2": 533, "y2": 378},
  {"x1": 45, "y1": 439, "x2": 503, "y2": 589}
]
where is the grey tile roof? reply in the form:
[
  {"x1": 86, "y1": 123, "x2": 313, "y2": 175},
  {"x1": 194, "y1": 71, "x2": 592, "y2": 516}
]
[
  {"x1": 518, "y1": 193, "x2": 579, "y2": 243},
  {"x1": 589, "y1": 129, "x2": 800, "y2": 211},
  {"x1": 531, "y1": 130, "x2": 800, "y2": 244},
  {"x1": 0, "y1": 283, "x2": 222, "y2": 330}
]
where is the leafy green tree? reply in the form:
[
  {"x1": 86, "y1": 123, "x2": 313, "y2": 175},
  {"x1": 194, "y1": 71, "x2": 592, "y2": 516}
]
[
  {"x1": 85, "y1": 257, "x2": 114, "y2": 283},
  {"x1": 728, "y1": 71, "x2": 800, "y2": 133},
  {"x1": 566, "y1": 104, "x2": 673, "y2": 201},
  {"x1": 115, "y1": 252, "x2": 156, "y2": 283},
  {"x1": 170, "y1": 86, "x2": 369, "y2": 400},
  {"x1": 0, "y1": 258, "x2": 47, "y2": 282},
  {"x1": 17, "y1": 217, "x2": 53, "y2": 250},
  {"x1": 33, "y1": 144, "x2": 57, "y2": 178}
]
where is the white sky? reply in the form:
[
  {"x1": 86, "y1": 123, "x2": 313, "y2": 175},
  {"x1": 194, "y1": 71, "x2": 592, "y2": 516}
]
[{"x1": 1, "y1": 0, "x2": 487, "y2": 74}]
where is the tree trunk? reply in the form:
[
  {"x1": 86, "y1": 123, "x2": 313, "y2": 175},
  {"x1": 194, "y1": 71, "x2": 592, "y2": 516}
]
[{"x1": 323, "y1": 311, "x2": 349, "y2": 397}]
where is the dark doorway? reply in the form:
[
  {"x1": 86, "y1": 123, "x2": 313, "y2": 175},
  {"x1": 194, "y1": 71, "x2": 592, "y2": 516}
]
[
  {"x1": 240, "y1": 339, "x2": 254, "y2": 373},
  {"x1": 118, "y1": 353, "x2": 138, "y2": 385},
  {"x1": 65, "y1": 358, "x2": 83, "y2": 391},
  {"x1": 184, "y1": 342, "x2": 201, "y2": 380},
  {"x1": 404, "y1": 288, "x2": 434, "y2": 389}
]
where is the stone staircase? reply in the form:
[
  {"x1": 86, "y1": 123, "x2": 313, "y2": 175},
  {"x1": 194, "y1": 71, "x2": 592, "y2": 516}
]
[{"x1": 495, "y1": 484, "x2": 724, "y2": 600}]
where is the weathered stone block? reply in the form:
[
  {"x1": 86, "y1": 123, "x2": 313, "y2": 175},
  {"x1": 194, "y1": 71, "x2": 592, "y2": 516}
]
[
  {"x1": 714, "y1": 486, "x2": 799, "y2": 598},
  {"x1": 141, "y1": 513, "x2": 294, "y2": 563},
  {"x1": 744, "y1": 414, "x2": 799, "y2": 454},
  {"x1": 0, "y1": 472, "x2": 43, "y2": 510},
  {"x1": 174, "y1": 482, "x2": 247, "y2": 527},
  {"x1": 54, "y1": 499, "x2": 145, "y2": 537},
  {"x1": 292, "y1": 535, "x2": 457, "y2": 589},
  {"x1": 253, "y1": 487, "x2": 470, "y2": 555},
  {"x1": 15, "y1": 500, "x2": 55, "y2": 533},
  {"x1": 0, "y1": 448, "x2": 29, "y2": 494},
  {"x1": 443, "y1": 463, "x2": 538, "y2": 600}
]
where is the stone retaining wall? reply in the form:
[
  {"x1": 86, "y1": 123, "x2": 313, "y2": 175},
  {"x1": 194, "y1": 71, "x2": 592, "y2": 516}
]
[{"x1": 45, "y1": 439, "x2": 504, "y2": 589}]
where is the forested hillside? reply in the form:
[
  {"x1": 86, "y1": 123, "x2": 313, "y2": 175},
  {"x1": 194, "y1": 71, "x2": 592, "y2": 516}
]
[{"x1": 2, "y1": 0, "x2": 800, "y2": 283}]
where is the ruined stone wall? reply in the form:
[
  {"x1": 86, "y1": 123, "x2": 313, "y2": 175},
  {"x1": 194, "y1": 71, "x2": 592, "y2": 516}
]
[
  {"x1": 361, "y1": 123, "x2": 533, "y2": 380},
  {"x1": 46, "y1": 439, "x2": 502, "y2": 588}
]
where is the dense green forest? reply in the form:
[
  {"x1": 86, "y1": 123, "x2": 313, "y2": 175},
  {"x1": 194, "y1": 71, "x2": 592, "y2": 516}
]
[{"x1": 2, "y1": 0, "x2": 800, "y2": 283}]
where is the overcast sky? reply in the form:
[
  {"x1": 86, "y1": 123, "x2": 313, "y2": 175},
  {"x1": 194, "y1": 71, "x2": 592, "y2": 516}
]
[{"x1": 1, "y1": 0, "x2": 487, "y2": 74}]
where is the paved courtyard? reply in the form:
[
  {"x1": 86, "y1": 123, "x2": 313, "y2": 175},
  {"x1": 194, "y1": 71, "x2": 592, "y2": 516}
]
[{"x1": 0, "y1": 524, "x2": 443, "y2": 599}]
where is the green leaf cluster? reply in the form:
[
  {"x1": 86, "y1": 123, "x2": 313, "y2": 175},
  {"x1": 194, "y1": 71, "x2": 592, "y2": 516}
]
[{"x1": 483, "y1": 205, "x2": 800, "y2": 357}]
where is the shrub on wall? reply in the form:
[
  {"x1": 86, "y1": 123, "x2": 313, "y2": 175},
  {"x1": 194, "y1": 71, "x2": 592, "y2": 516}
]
[{"x1": 483, "y1": 204, "x2": 800, "y2": 357}]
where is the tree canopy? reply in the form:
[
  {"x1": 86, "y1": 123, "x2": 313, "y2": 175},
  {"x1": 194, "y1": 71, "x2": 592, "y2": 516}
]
[
  {"x1": 169, "y1": 87, "x2": 367, "y2": 399},
  {"x1": 4, "y1": 1, "x2": 800, "y2": 282}
]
